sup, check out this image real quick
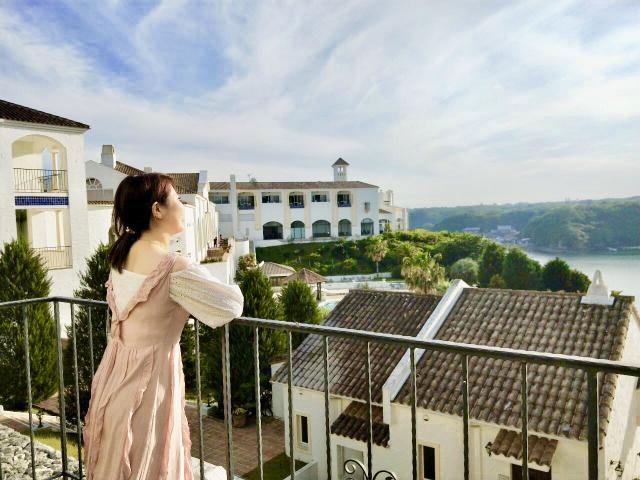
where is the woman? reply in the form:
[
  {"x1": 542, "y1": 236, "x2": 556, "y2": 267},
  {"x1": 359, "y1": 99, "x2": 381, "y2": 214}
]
[{"x1": 83, "y1": 173, "x2": 244, "y2": 479}]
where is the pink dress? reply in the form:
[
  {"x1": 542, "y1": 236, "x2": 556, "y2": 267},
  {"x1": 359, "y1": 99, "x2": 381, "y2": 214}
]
[{"x1": 83, "y1": 252, "x2": 244, "y2": 480}]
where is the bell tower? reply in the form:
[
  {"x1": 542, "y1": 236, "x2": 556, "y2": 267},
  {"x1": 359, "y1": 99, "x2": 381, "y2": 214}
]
[{"x1": 332, "y1": 157, "x2": 349, "y2": 181}]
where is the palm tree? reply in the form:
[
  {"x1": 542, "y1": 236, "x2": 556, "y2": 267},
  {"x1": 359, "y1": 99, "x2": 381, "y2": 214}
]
[
  {"x1": 400, "y1": 252, "x2": 446, "y2": 294},
  {"x1": 365, "y1": 237, "x2": 388, "y2": 277}
]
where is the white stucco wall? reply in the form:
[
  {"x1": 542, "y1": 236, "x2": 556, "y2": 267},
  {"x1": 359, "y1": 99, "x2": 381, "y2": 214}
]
[{"x1": 87, "y1": 205, "x2": 113, "y2": 252}]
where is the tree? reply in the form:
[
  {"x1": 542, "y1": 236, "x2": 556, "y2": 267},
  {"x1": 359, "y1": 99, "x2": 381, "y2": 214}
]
[
  {"x1": 488, "y1": 274, "x2": 507, "y2": 289},
  {"x1": 478, "y1": 242, "x2": 506, "y2": 287},
  {"x1": 63, "y1": 243, "x2": 110, "y2": 423},
  {"x1": 0, "y1": 240, "x2": 57, "y2": 409},
  {"x1": 431, "y1": 233, "x2": 487, "y2": 267},
  {"x1": 235, "y1": 253, "x2": 257, "y2": 283},
  {"x1": 401, "y1": 252, "x2": 446, "y2": 294},
  {"x1": 502, "y1": 248, "x2": 542, "y2": 290},
  {"x1": 203, "y1": 268, "x2": 284, "y2": 413},
  {"x1": 365, "y1": 237, "x2": 388, "y2": 277},
  {"x1": 569, "y1": 270, "x2": 591, "y2": 293},
  {"x1": 280, "y1": 280, "x2": 320, "y2": 348},
  {"x1": 449, "y1": 258, "x2": 479, "y2": 285},
  {"x1": 542, "y1": 257, "x2": 572, "y2": 291}
]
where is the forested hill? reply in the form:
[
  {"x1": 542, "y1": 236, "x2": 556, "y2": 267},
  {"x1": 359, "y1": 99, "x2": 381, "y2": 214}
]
[{"x1": 409, "y1": 196, "x2": 640, "y2": 251}]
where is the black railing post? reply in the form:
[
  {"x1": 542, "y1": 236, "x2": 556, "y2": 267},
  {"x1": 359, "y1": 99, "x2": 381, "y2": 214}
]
[
  {"x1": 70, "y1": 303, "x2": 84, "y2": 478},
  {"x1": 520, "y1": 362, "x2": 529, "y2": 480},
  {"x1": 88, "y1": 306, "x2": 95, "y2": 377},
  {"x1": 22, "y1": 306, "x2": 37, "y2": 479},
  {"x1": 194, "y1": 319, "x2": 205, "y2": 480},
  {"x1": 221, "y1": 323, "x2": 235, "y2": 479},
  {"x1": 287, "y1": 331, "x2": 295, "y2": 480},
  {"x1": 323, "y1": 336, "x2": 332, "y2": 480},
  {"x1": 461, "y1": 355, "x2": 470, "y2": 480},
  {"x1": 410, "y1": 348, "x2": 418, "y2": 480},
  {"x1": 54, "y1": 300, "x2": 69, "y2": 475},
  {"x1": 587, "y1": 369, "x2": 599, "y2": 480},
  {"x1": 254, "y1": 326, "x2": 264, "y2": 480},
  {"x1": 365, "y1": 341, "x2": 373, "y2": 477}
]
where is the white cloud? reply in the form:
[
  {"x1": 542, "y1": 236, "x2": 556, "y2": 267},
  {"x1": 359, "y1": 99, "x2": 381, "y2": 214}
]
[{"x1": 0, "y1": 0, "x2": 638, "y2": 207}]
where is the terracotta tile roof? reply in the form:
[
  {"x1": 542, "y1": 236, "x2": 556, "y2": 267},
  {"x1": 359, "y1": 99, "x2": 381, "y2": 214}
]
[
  {"x1": 209, "y1": 180, "x2": 378, "y2": 190},
  {"x1": 166, "y1": 172, "x2": 200, "y2": 194},
  {"x1": 114, "y1": 161, "x2": 144, "y2": 176},
  {"x1": 331, "y1": 402, "x2": 389, "y2": 447},
  {"x1": 284, "y1": 268, "x2": 327, "y2": 284},
  {"x1": 379, "y1": 208, "x2": 392, "y2": 214},
  {"x1": 394, "y1": 288, "x2": 636, "y2": 441},
  {"x1": 259, "y1": 261, "x2": 296, "y2": 277},
  {"x1": 272, "y1": 290, "x2": 442, "y2": 403},
  {"x1": 489, "y1": 429, "x2": 557, "y2": 468},
  {"x1": 88, "y1": 200, "x2": 114, "y2": 205},
  {"x1": 0, "y1": 99, "x2": 89, "y2": 130},
  {"x1": 113, "y1": 162, "x2": 200, "y2": 194}
]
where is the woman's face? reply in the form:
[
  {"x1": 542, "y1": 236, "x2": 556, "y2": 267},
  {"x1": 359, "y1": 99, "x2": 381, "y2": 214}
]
[{"x1": 151, "y1": 185, "x2": 184, "y2": 235}]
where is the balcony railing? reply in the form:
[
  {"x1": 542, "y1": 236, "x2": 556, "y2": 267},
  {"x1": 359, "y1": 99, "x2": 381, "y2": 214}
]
[
  {"x1": 1, "y1": 296, "x2": 639, "y2": 480},
  {"x1": 13, "y1": 169, "x2": 68, "y2": 193},
  {"x1": 33, "y1": 246, "x2": 72, "y2": 270}
]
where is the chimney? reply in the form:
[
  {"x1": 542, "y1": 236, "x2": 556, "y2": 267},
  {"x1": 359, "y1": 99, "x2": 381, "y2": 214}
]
[
  {"x1": 581, "y1": 270, "x2": 614, "y2": 306},
  {"x1": 332, "y1": 158, "x2": 350, "y2": 181},
  {"x1": 144, "y1": 167, "x2": 152, "y2": 173},
  {"x1": 101, "y1": 145, "x2": 116, "y2": 168}
]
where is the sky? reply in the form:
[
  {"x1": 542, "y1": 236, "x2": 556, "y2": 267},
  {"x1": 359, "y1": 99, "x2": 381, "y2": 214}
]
[{"x1": 1, "y1": 0, "x2": 639, "y2": 208}]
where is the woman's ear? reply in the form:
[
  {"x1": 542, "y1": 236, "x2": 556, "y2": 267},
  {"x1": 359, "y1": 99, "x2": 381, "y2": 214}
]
[{"x1": 151, "y1": 201, "x2": 162, "y2": 220}]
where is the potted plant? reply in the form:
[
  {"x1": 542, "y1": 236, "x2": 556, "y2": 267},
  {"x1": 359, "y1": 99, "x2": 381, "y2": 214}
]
[{"x1": 232, "y1": 407, "x2": 250, "y2": 427}]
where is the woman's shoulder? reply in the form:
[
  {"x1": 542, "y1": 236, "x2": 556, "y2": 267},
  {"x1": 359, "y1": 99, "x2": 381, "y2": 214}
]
[{"x1": 170, "y1": 254, "x2": 193, "y2": 273}]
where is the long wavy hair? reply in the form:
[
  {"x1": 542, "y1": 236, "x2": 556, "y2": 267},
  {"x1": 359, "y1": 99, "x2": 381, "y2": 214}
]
[{"x1": 108, "y1": 173, "x2": 175, "y2": 272}]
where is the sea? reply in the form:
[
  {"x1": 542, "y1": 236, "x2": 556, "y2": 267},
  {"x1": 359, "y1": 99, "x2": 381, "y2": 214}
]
[{"x1": 526, "y1": 250, "x2": 640, "y2": 301}]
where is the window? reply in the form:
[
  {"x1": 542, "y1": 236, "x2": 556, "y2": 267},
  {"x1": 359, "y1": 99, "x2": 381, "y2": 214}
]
[
  {"x1": 312, "y1": 192, "x2": 329, "y2": 202},
  {"x1": 289, "y1": 193, "x2": 304, "y2": 208},
  {"x1": 291, "y1": 221, "x2": 305, "y2": 239},
  {"x1": 296, "y1": 414, "x2": 309, "y2": 450},
  {"x1": 420, "y1": 445, "x2": 437, "y2": 480},
  {"x1": 337, "y1": 191, "x2": 351, "y2": 207},
  {"x1": 238, "y1": 193, "x2": 255, "y2": 210},
  {"x1": 263, "y1": 221, "x2": 283, "y2": 240},
  {"x1": 361, "y1": 218, "x2": 374, "y2": 236},
  {"x1": 364, "y1": 201, "x2": 370, "y2": 213},
  {"x1": 338, "y1": 219, "x2": 351, "y2": 237},
  {"x1": 85, "y1": 177, "x2": 103, "y2": 190},
  {"x1": 262, "y1": 193, "x2": 281, "y2": 203},
  {"x1": 312, "y1": 220, "x2": 331, "y2": 238},
  {"x1": 209, "y1": 192, "x2": 229, "y2": 204},
  {"x1": 511, "y1": 465, "x2": 551, "y2": 480}
]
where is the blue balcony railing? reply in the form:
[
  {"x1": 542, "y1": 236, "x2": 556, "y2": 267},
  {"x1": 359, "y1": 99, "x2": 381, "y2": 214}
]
[{"x1": 1, "y1": 296, "x2": 639, "y2": 480}]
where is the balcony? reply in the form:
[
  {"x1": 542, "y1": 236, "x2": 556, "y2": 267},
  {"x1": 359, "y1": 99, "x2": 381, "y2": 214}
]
[
  {"x1": 1, "y1": 296, "x2": 638, "y2": 480},
  {"x1": 289, "y1": 202, "x2": 304, "y2": 209},
  {"x1": 13, "y1": 168, "x2": 68, "y2": 193},
  {"x1": 33, "y1": 246, "x2": 72, "y2": 270},
  {"x1": 336, "y1": 201, "x2": 351, "y2": 208}
]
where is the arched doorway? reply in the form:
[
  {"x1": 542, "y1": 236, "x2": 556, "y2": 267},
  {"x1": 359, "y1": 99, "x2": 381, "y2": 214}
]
[{"x1": 263, "y1": 221, "x2": 283, "y2": 240}]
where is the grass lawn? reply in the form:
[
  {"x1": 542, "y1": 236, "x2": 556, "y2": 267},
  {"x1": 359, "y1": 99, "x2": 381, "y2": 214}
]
[
  {"x1": 26, "y1": 428, "x2": 83, "y2": 456},
  {"x1": 244, "y1": 453, "x2": 306, "y2": 480}
]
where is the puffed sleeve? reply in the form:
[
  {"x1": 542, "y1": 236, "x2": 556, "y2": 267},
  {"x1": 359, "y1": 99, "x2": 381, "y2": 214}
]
[{"x1": 169, "y1": 263, "x2": 244, "y2": 329}]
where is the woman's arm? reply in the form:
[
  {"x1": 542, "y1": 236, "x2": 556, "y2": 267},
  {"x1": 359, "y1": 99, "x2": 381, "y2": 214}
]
[{"x1": 169, "y1": 261, "x2": 244, "y2": 329}]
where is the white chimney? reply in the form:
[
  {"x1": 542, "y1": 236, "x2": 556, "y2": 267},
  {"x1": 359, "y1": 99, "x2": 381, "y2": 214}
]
[
  {"x1": 101, "y1": 145, "x2": 116, "y2": 168},
  {"x1": 581, "y1": 270, "x2": 614, "y2": 306}
]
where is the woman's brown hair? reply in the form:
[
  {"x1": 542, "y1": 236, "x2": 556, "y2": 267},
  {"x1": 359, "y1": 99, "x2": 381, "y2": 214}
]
[{"x1": 109, "y1": 173, "x2": 175, "y2": 272}]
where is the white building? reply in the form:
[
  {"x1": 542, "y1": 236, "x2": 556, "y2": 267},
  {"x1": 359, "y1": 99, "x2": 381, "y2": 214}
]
[
  {"x1": 209, "y1": 158, "x2": 408, "y2": 247},
  {"x1": 85, "y1": 145, "x2": 218, "y2": 263},
  {"x1": 0, "y1": 99, "x2": 91, "y2": 301},
  {"x1": 272, "y1": 274, "x2": 640, "y2": 480}
]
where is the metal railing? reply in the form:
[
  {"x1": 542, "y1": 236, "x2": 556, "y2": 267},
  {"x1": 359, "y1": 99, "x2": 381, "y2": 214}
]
[
  {"x1": 13, "y1": 169, "x2": 68, "y2": 193},
  {"x1": 1, "y1": 296, "x2": 639, "y2": 480},
  {"x1": 34, "y1": 246, "x2": 72, "y2": 270}
]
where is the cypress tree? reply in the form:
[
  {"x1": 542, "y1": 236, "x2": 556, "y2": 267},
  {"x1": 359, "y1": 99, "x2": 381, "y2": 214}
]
[
  {"x1": 0, "y1": 240, "x2": 57, "y2": 409},
  {"x1": 280, "y1": 279, "x2": 320, "y2": 347}
]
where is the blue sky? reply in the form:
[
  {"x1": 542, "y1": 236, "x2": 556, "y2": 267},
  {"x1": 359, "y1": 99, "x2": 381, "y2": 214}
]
[{"x1": 1, "y1": 0, "x2": 639, "y2": 207}]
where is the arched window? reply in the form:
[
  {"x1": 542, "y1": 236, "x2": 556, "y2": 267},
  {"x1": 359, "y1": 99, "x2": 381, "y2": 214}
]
[
  {"x1": 312, "y1": 220, "x2": 331, "y2": 238},
  {"x1": 338, "y1": 219, "x2": 351, "y2": 237},
  {"x1": 361, "y1": 218, "x2": 374, "y2": 236},
  {"x1": 290, "y1": 220, "x2": 305, "y2": 239},
  {"x1": 86, "y1": 177, "x2": 103, "y2": 190},
  {"x1": 263, "y1": 221, "x2": 283, "y2": 240}
]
